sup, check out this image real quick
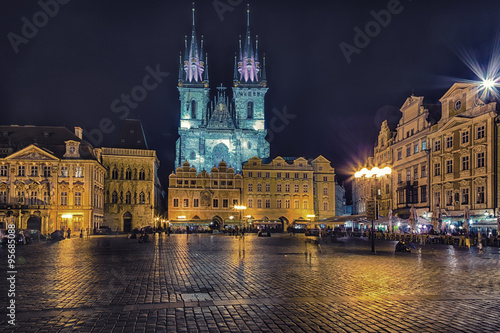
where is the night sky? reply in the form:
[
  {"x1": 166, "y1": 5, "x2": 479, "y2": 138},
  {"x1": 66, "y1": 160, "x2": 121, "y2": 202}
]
[{"x1": 2, "y1": 0, "x2": 499, "y2": 202}]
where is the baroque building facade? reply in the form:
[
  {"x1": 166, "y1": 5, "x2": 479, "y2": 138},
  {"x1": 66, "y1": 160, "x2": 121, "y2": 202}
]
[
  {"x1": 352, "y1": 82, "x2": 499, "y2": 228},
  {"x1": 102, "y1": 120, "x2": 163, "y2": 232},
  {"x1": 0, "y1": 126, "x2": 105, "y2": 234},
  {"x1": 175, "y1": 6, "x2": 269, "y2": 173}
]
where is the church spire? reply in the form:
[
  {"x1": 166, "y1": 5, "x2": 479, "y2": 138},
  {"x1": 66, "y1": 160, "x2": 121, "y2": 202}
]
[
  {"x1": 237, "y1": 4, "x2": 262, "y2": 85},
  {"x1": 183, "y1": 3, "x2": 205, "y2": 84}
]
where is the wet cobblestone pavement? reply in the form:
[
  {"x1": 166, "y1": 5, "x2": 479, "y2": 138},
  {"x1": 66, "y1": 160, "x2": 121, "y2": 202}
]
[{"x1": 1, "y1": 234, "x2": 500, "y2": 332}]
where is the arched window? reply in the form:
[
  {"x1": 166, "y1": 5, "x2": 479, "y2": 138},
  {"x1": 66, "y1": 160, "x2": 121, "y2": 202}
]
[
  {"x1": 125, "y1": 191, "x2": 131, "y2": 204},
  {"x1": 125, "y1": 169, "x2": 132, "y2": 180},
  {"x1": 190, "y1": 151, "x2": 196, "y2": 160},
  {"x1": 139, "y1": 169, "x2": 145, "y2": 180},
  {"x1": 111, "y1": 168, "x2": 118, "y2": 179},
  {"x1": 191, "y1": 100, "x2": 197, "y2": 119},
  {"x1": 323, "y1": 201, "x2": 328, "y2": 211},
  {"x1": 139, "y1": 192, "x2": 145, "y2": 204},
  {"x1": 111, "y1": 191, "x2": 118, "y2": 204},
  {"x1": 247, "y1": 101, "x2": 254, "y2": 119}
]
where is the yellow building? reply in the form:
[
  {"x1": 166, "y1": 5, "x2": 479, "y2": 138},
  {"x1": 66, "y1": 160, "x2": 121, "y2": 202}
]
[
  {"x1": 428, "y1": 83, "x2": 498, "y2": 224},
  {"x1": 167, "y1": 161, "x2": 243, "y2": 229},
  {"x1": 0, "y1": 126, "x2": 105, "y2": 235},
  {"x1": 102, "y1": 120, "x2": 163, "y2": 232},
  {"x1": 373, "y1": 120, "x2": 394, "y2": 217}
]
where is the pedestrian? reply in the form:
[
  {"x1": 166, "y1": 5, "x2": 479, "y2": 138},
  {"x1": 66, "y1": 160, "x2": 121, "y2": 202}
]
[
  {"x1": 67, "y1": 228, "x2": 71, "y2": 239},
  {"x1": 80, "y1": 229, "x2": 83, "y2": 238},
  {"x1": 478, "y1": 232, "x2": 484, "y2": 254}
]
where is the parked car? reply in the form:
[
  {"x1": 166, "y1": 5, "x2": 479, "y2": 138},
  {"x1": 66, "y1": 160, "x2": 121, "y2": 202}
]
[{"x1": 95, "y1": 226, "x2": 112, "y2": 235}]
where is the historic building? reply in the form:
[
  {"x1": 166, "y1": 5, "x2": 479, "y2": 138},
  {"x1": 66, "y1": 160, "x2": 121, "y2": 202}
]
[
  {"x1": 102, "y1": 120, "x2": 163, "y2": 232},
  {"x1": 428, "y1": 83, "x2": 498, "y2": 225},
  {"x1": 168, "y1": 160, "x2": 243, "y2": 228},
  {"x1": 374, "y1": 120, "x2": 394, "y2": 217},
  {"x1": 0, "y1": 126, "x2": 105, "y2": 234},
  {"x1": 175, "y1": 5, "x2": 270, "y2": 173},
  {"x1": 391, "y1": 96, "x2": 439, "y2": 218},
  {"x1": 311, "y1": 156, "x2": 337, "y2": 220}
]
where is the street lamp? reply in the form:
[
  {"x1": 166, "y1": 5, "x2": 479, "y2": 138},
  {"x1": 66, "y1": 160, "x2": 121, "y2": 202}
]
[
  {"x1": 355, "y1": 166, "x2": 392, "y2": 253},
  {"x1": 234, "y1": 205, "x2": 247, "y2": 227}
]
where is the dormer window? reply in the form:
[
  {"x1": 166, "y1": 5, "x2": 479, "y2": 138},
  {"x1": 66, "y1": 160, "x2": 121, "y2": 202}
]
[
  {"x1": 64, "y1": 140, "x2": 80, "y2": 158},
  {"x1": 454, "y1": 100, "x2": 462, "y2": 111}
]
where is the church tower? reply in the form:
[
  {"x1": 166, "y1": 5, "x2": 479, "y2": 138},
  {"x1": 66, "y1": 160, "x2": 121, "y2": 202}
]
[
  {"x1": 176, "y1": 4, "x2": 210, "y2": 166},
  {"x1": 175, "y1": 5, "x2": 270, "y2": 173},
  {"x1": 232, "y1": 5, "x2": 270, "y2": 161}
]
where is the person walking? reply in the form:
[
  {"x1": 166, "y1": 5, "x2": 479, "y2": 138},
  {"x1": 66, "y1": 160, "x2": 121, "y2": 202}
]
[{"x1": 67, "y1": 228, "x2": 71, "y2": 239}]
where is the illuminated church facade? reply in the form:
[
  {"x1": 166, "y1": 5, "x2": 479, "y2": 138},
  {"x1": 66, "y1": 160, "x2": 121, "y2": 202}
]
[{"x1": 175, "y1": 6, "x2": 270, "y2": 173}]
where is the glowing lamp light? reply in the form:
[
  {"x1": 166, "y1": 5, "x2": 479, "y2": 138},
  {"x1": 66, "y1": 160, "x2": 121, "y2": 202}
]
[
  {"x1": 61, "y1": 214, "x2": 72, "y2": 219},
  {"x1": 307, "y1": 215, "x2": 315, "y2": 218},
  {"x1": 355, "y1": 166, "x2": 392, "y2": 178},
  {"x1": 234, "y1": 205, "x2": 247, "y2": 210},
  {"x1": 177, "y1": 216, "x2": 186, "y2": 220},
  {"x1": 482, "y1": 79, "x2": 496, "y2": 89},
  {"x1": 229, "y1": 216, "x2": 234, "y2": 220}
]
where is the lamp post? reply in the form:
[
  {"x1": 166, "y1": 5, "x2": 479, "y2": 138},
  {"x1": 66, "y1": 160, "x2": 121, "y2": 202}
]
[
  {"x1": 355, "y1": 166, "x2": 392, "y2": 253},
  {"x1": 234, "y1": 205, "x2": 247, "y2": 227}
]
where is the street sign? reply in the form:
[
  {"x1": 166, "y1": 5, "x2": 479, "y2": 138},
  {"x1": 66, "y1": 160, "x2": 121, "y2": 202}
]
[{"x1": 366, "y1": 200, "x2": 376, "y2": 220}]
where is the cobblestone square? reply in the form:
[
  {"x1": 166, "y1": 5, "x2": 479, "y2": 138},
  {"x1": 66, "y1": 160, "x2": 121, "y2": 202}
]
[{"x1": 1, "y1": 234, "x2": 500, "y2": 332}]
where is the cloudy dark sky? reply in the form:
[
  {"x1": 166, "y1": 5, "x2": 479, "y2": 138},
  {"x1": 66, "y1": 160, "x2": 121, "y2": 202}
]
[{"x1": 1, "y1": 0, "x2": 499, "y2": 201}]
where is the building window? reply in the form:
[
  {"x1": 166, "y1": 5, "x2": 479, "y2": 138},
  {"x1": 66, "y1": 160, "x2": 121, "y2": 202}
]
[
  {"x1": 213, "y1": 199, "x2": 219, "y2": 208},
  {"x1": 257, "y1": 172, "x2": 262, "y2": 178},
  {"x1": 125, "y1": 169, "x2": 132, "y2": 180},
  {"x1": 276, "y1": 199, "x2": 282, "y2": 209},
  {"x1": 434, "y1": 163, "x2": 441, "y2": 176},
  {"x1": 446, "y1": 190, "x2": 453, "y2": 206},
  {"x1": 60, "y1": 192, "x2": 68, "y2": 206},
  {"x1": 257, "y1": 183, "x2": 262, "y2": 192},
  {"x1": 247, "y1": 101, "x2": 254, "y2": 118},
  {"x1": 406, "y1": 146, "x2": 411, "y2": 157},
  {"x1": 248, "y1": 199, "x2": 253, "y2": 208},
  {"x1": 323, "y1": 176, "x2": 328, "y2": 182},
  {"x1": 285, "y1": 184, "x2": 290, "y2": 193},
  {"x1": 294, "y1": 184, "x2": 299, "y2": 193},
  {"x1": 421, "y1": 165, "x2": 426, "y2": 178},
  {"x1": 285, "y1": 173, "x2": 290, "y2": 179},
  {"x1": 434, "y1": 140, "x2": 441, "y2": 152},
  {"x1": 413, "y1": 166, "x2": 418, "y2": 180},
  {"x1": 233, "y1": 199, "x2": 238, "y2": 206},
  {"x1": 18, "y1": 165, "x2": 25, "y2": 177},
  {"x1": 139, "y1": 170, "x2": 145, "y2": 180},
  {"x1": 462, "y1": 156, "x2": 469, "y2": 170},
  {"x1": 257, "y1": 199, "x2": 262, "y2": 208},
  {"x1": 285, "y1": 199, "x2": 290, "y2": 209},
  {"x1": 294, "y1": 173, "x2": 299, "y2": 179},
  {"x1": 461, "y1": 131, "x2": 469, "y2": 144},
  {"x1": 31, "y1": 166, "x2": 38, "y2": 177},
  {"x1": 477, "y1": 125, "x2": 485, "y2": 139},
  {"x1": 43, "y1": 165, "x2": 51, "y2": 177},
  {"x1": 446, "y1": 136, "x2": 452, "y2": 149},
  {"x1": 294, "y1": 200, "x2": 299, "y2": 209},
  {"x1": 112, "y1": 168, "x2": 118, "y2": 179},
  {"x1": 276, "y1": 172, "x2": 281, "y2": 178},
  {"x1": 112, "y1": 191, "x2": 118, "y2": 204},
  {"x1": 248, "y1": 172, "x2": 253, "y2": 177},
  {"x1": 0, "y1": 165, "x2": 8, "y2": 177},
  {"x1": 277, "y1": 184, "x2": 282, "y2": 192},
  {"x1": 422, "y1": 140, "x2": 427, "y2": 151},
  {"x1": 75, "y1": 166, "x2": 83, "y2": 178},
  {"x1": 477, "y1": 186, "x2": 485, "y2": 204},
  {"x1": 435, "y1": 192, "x2": 441, "y2": 206},
  {"x1": 303, "y1": 173, "x2": 308, "y2": 179},
  {"x1": 406, "y1": 169, "x2": 411, "y2": 182},
  {"x1": 265, "y1": 199, "x2": 271, "y2": 208},
  {"x1": 248, "y1": 183, "x2": 253, "y2": 192},
  {"x1": 173, "y1": 198, "x2": 179, "y2": 207},
  {"x1": 318, "y1": 166, "x2": 323, "y2": 171},
  {"x1": 17, "y1": 191, "x2": 25, "y2": 204},
  {"x1": 193, "y1": 199, "x2": 199, "y2": 207},
  {"x1": 222, "y1": 199, "x2": 228, "y2": 208},
  {"x1": 414, "y1": 143, "x2": 419, "y2": 154},
  {"x1": 323, "y1": 187, "x2": 328, "y2": 196},
  {"x1": 446, "y1": 160, "x2": 453, "y2": 174},
  {"x1": 0, "y1": 191, "x2": 7, "y2": 204},
  {"x1": 323, "y1": 202, "x2": 328, "y2": 211},
  {"x1": 139, "y1": 192, "x2": 145, "y2": 204},
  {"x1": 420, "y1": 186, "x2": 427, "y2": 203},
  {"x1": 477, "y1": 152, "x2": 485, "y2": 168},
  {"x1": 182, "y1": 198, "x2": 188, "y2": 208},
  {"x1": 397, "y1": 172, "x2": 402, "y2": 184},
  {"x1": 75, "y1": 192, "x2": 82, "y2": 206},
  {"x1": 191, "y1": 100, "x2": 197, "y2": 119},
  {"x1": 461, "y1": 188, "x2": 469, "y2": 204},
  {"x1": 265, "y1": 183, "x2": 270, "y2": 192},
  {"x1": 60, "y1": 166, "x2": 68, "y2": 177},
  {"x1": 29, "y1": 191, "x2": 37, "y2": 205},
  {"x1": 385, "y1": 183, "x2": 390, "y2": 194},
  {"x1": 265, "y1": 172, "x2": 270, "y2": 178},
  {"x1": 303, "y1": 200, "x2": 308, "y2": 210},
  {"x1": 397, "y1": 149, "x2": 402, "y2": 160},
  {"x1": 303, "y1": 184, "x2": 308, "y2": 193}
]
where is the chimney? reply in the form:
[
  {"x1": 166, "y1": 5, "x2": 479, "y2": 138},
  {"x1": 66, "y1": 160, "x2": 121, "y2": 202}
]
[{"x1": 74, "y1": 127, "x2": 83, "y2": 139}]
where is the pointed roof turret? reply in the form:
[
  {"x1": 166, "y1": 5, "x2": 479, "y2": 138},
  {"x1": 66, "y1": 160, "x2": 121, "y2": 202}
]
[
  {"x1": 182, "y1": 3, "x2": 206, "y2": 85},
  {"x1": 203, "y1": 53, "x2": 209, "y2": 83},
  {"x1": 178, "y1": 52, "x2": 184, "y2": 84},
  {"x1": 236, "y1": 4, "x2": 264, "y2": 86},
  {"x1": 261, "y1": 54, "x2": 267, "y2": 84}
]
